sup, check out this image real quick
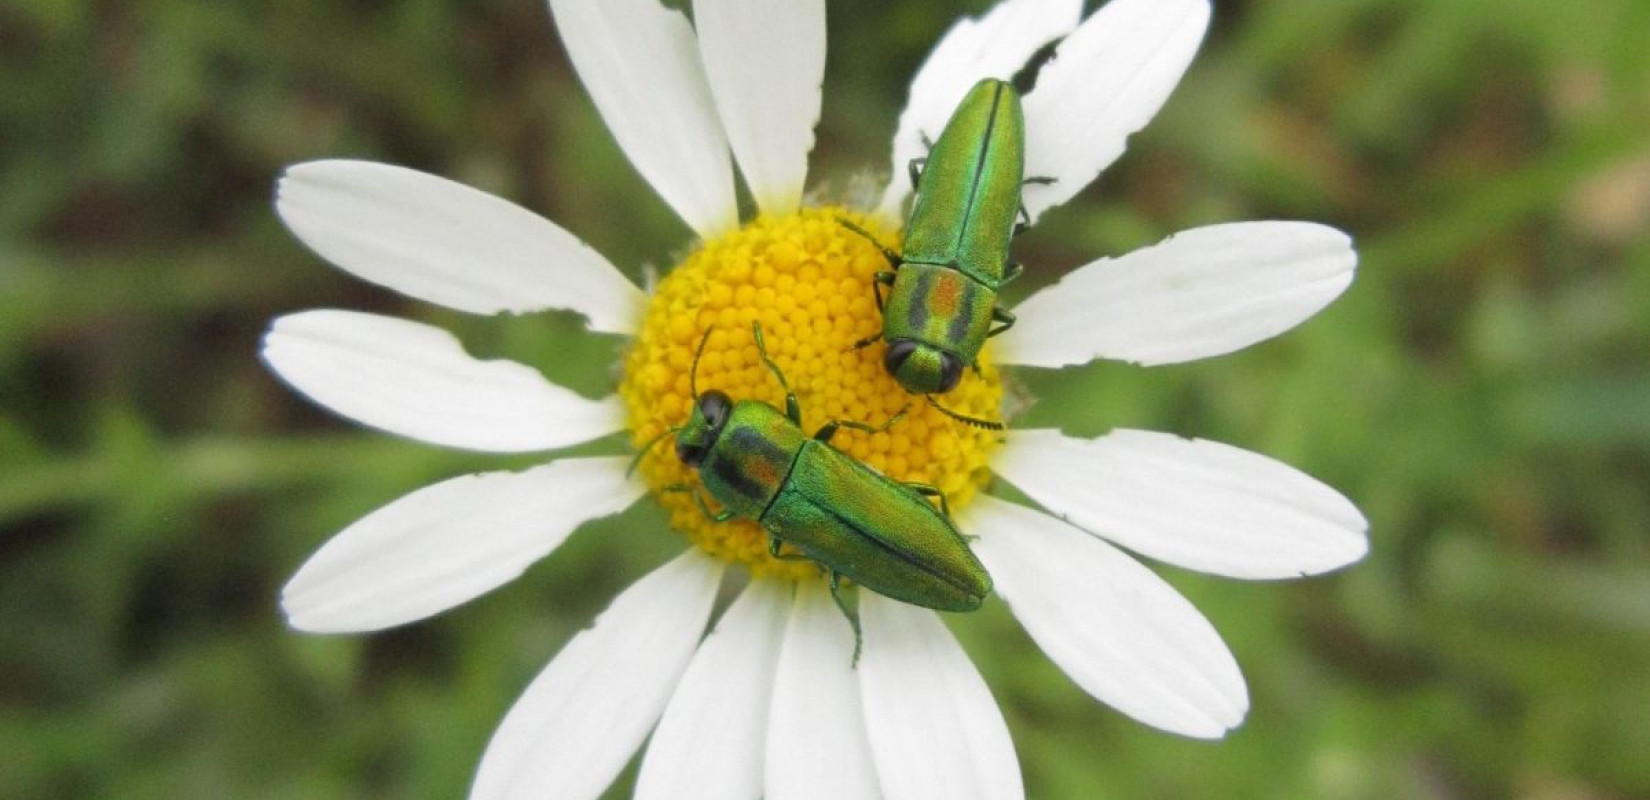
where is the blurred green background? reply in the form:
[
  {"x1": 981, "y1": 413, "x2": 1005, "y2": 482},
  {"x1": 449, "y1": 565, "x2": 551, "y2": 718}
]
[{"x1": 3, "y1": 0, "x2": 1648, "y2": 797}]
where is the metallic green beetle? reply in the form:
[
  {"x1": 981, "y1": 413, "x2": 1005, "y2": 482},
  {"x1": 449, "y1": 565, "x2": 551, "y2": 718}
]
[
  {"x1": 847, "y1": 78, "x2": 1028, "y2": 424},
  {"x1": 655, "y1": 324, "x2": 992, "y2": 652}
]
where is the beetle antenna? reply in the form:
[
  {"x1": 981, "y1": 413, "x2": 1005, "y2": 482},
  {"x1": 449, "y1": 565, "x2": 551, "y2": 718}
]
[
  {"x1": 835, "y1": 217, "x2": 902, "y2": 266},
  {"x1": 925, "y1": 395, "x2": 1004, "y2": 431},
  {"x1": 751, "y1": 322, "x2": 792, "y2": 396},
  {"x1": 627, "y1": 425, "x2": 683, "y2": 477},
  {"x1": 689, "y1": 327, "x2": 714, "y2": 400}
]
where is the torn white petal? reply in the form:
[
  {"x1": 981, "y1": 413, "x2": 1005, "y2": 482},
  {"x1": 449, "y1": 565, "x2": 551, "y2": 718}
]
[
  {"x1": 635, "y1": 579, "x2": 790, "y2": 800},
  {"x1": 998, "y1": 222, "x2": 1356, "y2": 367},
  {"x1": 1021, "y1": 0, "x2": 1210, "y2": 222},
  {"x1": 765, "y1": 581, "x2": 881, "y2": 800},
  {"x1": 967, "y1": 495, "x2": 1247, "y2": 738},
  {"x1": 692, "y1": 0, "x2": 824, "y2": 215},
  {"x1": 261, "y1": 310, "x2": 623, "y2": 453},
  {"x1": 470, "y1": 551, "x2": 725, "y2": 800},
  {"x1": 282, "y1": 457, "x2": 644, "y2": 632},
  {"x1": 859, "y1": 595, "x2": 1023, "y2": 800},
  {"x1": 549, "y1": 0, "x2": 736, "y2": 237},
  {"x1": 995, "y1": 428, "x2": 1369, "y2": 579},
  {"x1": 276, "y1": 160, "x2": 643, "y2": 334}
]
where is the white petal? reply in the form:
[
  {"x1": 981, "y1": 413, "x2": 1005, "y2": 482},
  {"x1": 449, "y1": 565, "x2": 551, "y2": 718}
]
[
  {"x1": 878, "y1": 0, "x2": 1083, "y2": 220},
  {"x1": 635, "y1": 579, "x2": 790, "y2": 800},
  {"x1": 997, "y1": 222, "x2": 1357, "y2": 367},
  {"x1": 691, "y1": 0, "x2": 824, "y2": 215},
  {"x1": 470, "y1": 551, "x2": 725, "y2": 800},
  {"x1": 282, "y1": 457, "x2": 644, "y2": 632},
  {"x1": 276, "y1": 161, "x2": 643, "y2": 334},
  {"x1": 859, "y1": 595, "x2": 1023, "y2": 800},
  {"x1": 261, "y1": 310, "x2": 623, "y2": 453},
  {"x1": 766, "y1": 581, "x2": 881, "y2": 800},
  {"x1": 994, "y1": 429, "x2": 1369, "y2": 579},
  {"x1": 966, "y1": 495, "x2": 1247, "y2": 738},
  {"x1": 1020, "y1": 0, "x2": 1210, "y2": 223},
  {"x1": 549, "y1": 0, "x2": 736, "y2": 238}
]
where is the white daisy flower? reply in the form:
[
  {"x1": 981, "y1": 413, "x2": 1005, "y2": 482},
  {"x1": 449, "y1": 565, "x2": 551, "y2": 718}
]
[{"x1": 262, "y1": 0, "x2": 1368, "y2": 797}]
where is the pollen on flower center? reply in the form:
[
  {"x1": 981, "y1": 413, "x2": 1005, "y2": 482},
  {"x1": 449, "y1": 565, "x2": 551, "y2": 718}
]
[{"x1": 619, "y1": 206, "x2": 1003, "y2": 580}]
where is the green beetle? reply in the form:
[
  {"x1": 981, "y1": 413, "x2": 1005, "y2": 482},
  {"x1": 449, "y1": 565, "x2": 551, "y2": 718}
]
[
  {"x1": 847, "y1": 78, "x2": 1028, "y2": 426},
  {"x1": 650, "y1": 324, "x2": 992, "y2": 654}
]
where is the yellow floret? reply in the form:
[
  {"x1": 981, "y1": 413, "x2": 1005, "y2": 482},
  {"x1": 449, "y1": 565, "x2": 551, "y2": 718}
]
[{"x1": 619, "y1": 207, "x2": 1003, "y2": 580}]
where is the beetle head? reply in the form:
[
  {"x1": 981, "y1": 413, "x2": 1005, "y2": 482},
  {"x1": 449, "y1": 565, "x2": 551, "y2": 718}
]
[
  {"x1": 675, "y1": 390, "x2": 732, "y2": 468},
  {"x1": 884, "y1": 338, "x2": 963, "y2": 395}
]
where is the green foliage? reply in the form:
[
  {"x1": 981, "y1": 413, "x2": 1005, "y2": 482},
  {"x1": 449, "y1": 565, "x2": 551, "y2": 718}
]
[{"x1": 2, "y1": 0, "x2": 1647, "y2": 797}]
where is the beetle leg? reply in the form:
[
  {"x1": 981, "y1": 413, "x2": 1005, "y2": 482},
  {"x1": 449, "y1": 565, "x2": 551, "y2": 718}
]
[
  {"x1": 924, "y1": 395, "x2": 1005, "y2": 431},
  {"x1": 1001, "y1": 261, "x2": 1024, "y2": 283},
  {"x1": 828, "y1": 572, "x2": 865, "y2": 666},
  {"x1": 763, "y1": 541, "x2": 863, "y2": 663},
  {"x1": 848, "y1": 333, "x2": 881, "y2": 352},
  {"x1": 752, "y1": 322, "x2": 803, "y2": 425},
  {"x1": 987, "y1": 306, "x2": 1017, "y2": 338},
  {"x1": 907, "y1": 156, "x2": 927, "y2": 189},
  {"x1": 693, "y1": 490, "x2": 734, "y2": 523},
  {"x1": 837, "y1": 218, "x2": 902, "y2": 267},
  {"x1": 844, "y1": 275, "x2": 894, "y2": 351},
  {"x1": 665, "y1": 484, "x2": 735, "y2": 523},
  {"x1": 813, "y1": 404, "x2": 909, "y2": 443},
  {"x1": 1013, "y1": 204, "x2": 1032, "y2": 237},
  {"x1": 871, "y1": 270, "x2": 896, "y2": 311},
  {"x1": 1022, "y1": 175, "x2": 1056, "y2": 185},
  {"x1": 766, "y1": 535, "x2": 814, "y2": 563},
  {"x1": 903, "y1": 482, "x2": 953, "y2": 519}
]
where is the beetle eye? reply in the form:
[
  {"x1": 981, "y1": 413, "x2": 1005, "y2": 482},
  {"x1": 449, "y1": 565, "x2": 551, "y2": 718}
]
[
  {"x1": 675, "y1": 440, "x2": 707, "y2": 467},
  {"x1": 699, "y1": 390, "x2": 732, "y2": 429},
  {"x1": 935, "y1": 352, "x2": 963, "y2": 393},
  {"x1": 884, "y1": 339, "x2": 919, "y2": 373},
  {"x1": 676, "y1": 390, "x2": 732, "y2": 468}
]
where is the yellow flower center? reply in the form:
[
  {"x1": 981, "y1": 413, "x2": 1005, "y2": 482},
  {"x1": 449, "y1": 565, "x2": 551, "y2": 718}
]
[{"x1": 619, "y1": 206, "x2": 1003, "y2": 580}]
